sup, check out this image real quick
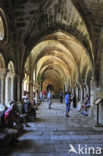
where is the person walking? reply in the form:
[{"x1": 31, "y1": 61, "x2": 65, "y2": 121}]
[
  {"x1": 24, "y1": 92, "x2": 30, "y2": 113},
  {"x1": 40, "y1": 91, "x2": 43, "y2": 102},
  {"x1": 43, "y1": 89, "x2": 46, "y2": 99},
  {"x1": 60, "y1": 91, "x2": 63, "y2": 103},
  {"x1": 65, "y1": 91, "x2": 71, "y2": 117},
  {"x1": 73, "y1": 91, "x2": 76, "y2": 108},
  {"x1": 35, "y1": 90, "x2": 39, "y2": 109},
  {"x1": 47, "y1": 91, "x2": 53, "y2": 109}
]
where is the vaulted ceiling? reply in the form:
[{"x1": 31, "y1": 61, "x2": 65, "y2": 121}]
[{"x1": 0, "y1": 0, "x2": 103, "y2": 86}]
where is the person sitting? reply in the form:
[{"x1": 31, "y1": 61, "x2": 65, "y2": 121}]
[
  {"x1": 4, "y1": 104, "x2": 18, "y2": 128},
  {"x1": 24, "y1": 92, "x2": 31, "y2": 113},
  {"x1": 0, "y1": 111, "x2": 6, "y2": 128},
  {"x1": 81, "y1": 94, "x2": 91, "y2": 116},
  {"x1": 23, "y1": 94, "x2": 37, "y2": 121},
  {"x1": 5, "y1": 102, "x2": 30, "y2": 129}
]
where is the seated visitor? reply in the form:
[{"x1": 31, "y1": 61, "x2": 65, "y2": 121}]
[
  {"x1": 4, "y1": 104, "x2": 18, "y2": 128},
  {"x1": 24, "y1": 92, "x2": 31, "y2": 113},
  {"x1": 9, "y1": 101, "x2": 30, "y2": 128},
  {"x1": 81, "y1": 94, "x2": 91, "y2": 116}
]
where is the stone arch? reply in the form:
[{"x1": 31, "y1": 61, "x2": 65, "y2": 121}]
[
  {"x1": 8, "y1": 61, "x2": 15, "y2": 73},
  {"x1": 0, "y1": 53, "x2": 6, "y2": 69},
  {"x1": 0, "y1": 8, "x2": 8, "y2": 43},
  {"x1": 24, "y1": 26, "x2": 93, "y2": 69},
  {"x1": 24, "y1": 30, "x2": 93, "y2": 93}
]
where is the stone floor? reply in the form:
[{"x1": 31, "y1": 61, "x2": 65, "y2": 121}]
[{"x1": 1, "y1": 100, "x2": 103, "y2": 156}]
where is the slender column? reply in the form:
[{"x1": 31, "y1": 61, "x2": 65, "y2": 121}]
[
  {"x1": 13, "y1": 75, "x2": 22, "y2": 102},
  {"x1": 13, "y1": 75, "x2": 23, "y2": 114},
  {"x1": 80, "y1": 85, "x2": 84, "y2": 102},
  {"x1": 27, "y1": 82, "x2": 29, "y2": 92},
  {"x1": 29, "y1": 80, "x2": 33, "y2": 100},
  {"x1": 1, "y1": 73, "x2": 6, "y2": 105},
  {"x1": 90, "y1": 77, "x2": 96, "y2": 105},
  {"x1": 17, "y1": 75, "x2": 22, "y2": 101},
  {"x1": 11, "y1": 75, "x2": 15, "y2": 101},
  {"x1": 86, "y1": 84, "x2": 89, "y2": 95},
  {"x1": 84, "y1": 86, "x2": 86, "y2": 99},
  {"x1": 75, "y1": 86, "x2": 79, "y2": 99},
  {"x1": 22, "y1": 80, "x2": 24, "y2": 97},
  {"x1": 5, "y1": 76, "x2": 8, "y2": 105}
]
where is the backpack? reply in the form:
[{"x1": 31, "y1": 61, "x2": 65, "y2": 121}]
[{"x1": 4, "y1": 109, "x2": 12, "y2": 124}]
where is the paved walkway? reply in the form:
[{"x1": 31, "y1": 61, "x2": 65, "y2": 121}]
[{"x1": 1, "y1": 100, "x2": 103, "y2": 156}]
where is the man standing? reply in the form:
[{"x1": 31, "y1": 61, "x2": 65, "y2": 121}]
[
  {"x1": 47, "y1": 91, "x2": 53, "y2": 109},
  {"x1": 24, "y1": 92, "x2": 30, "y2": 113},
  {"x1": 60, "y1": 91, "x2": 63, "y2": 103},
  {"x1": 65, "y1": 91, "x2": 71, "y2": 117},
  {"x1": 43, "y1": 89, "x2": 46, "y2": 99}
]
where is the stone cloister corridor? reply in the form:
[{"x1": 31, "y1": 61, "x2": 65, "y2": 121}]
[{"x1": 0, "y1": 0, "x2": 103, "y2": 155}]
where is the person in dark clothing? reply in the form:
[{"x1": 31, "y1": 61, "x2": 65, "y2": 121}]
[
  {"x1": 73, "y1": 92, "x2": 76, "y2": 108},
  {"x1": 60, "y1": 91, "x2": 63, "y2": 103}
]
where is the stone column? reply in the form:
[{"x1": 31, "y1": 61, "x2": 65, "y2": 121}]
[
  {"x1": 89, "y1": 77, "x2": 96, "y2": 118},
  {"x1": 80, "y1": 85, "x2": 84, "y2": 102},
  {"x1": 15, "y1": 75, "x2": 23, "y2": 114},
  {"x1": 22, "y1": 80, "x2": 24, "y2": 97},
  {"x1": 1, "y1": 73, "x2": 6, "y2": 106},
  {"x1": 29, "y1": 80, "x2": 33, "y2": 100},
  {"x1": 75, "y1": 86, "x2": 79, "y2": 99},
  {"x1": 27, "y1": 82, "x2": 29, "y2": 92},
  {"x1": 11, "y1": 75, "x2": 15, "y2": 101},
  {"x1": 5, "y1": 76, "x2": 9, "y2": 105},
  {"x1": 86, "y1": 84, "x2": 89, "y2": 95},
  {"x1": 16, "y1": 75, "x2": 22, "y2": 101},
  {"x1": 90, "y1": 77, "x2": 96, "y2": 105}
]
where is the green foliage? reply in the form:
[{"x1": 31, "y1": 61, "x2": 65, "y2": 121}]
[{"x1": 37, "y1": 75, "x2": 42, "y2": 84}]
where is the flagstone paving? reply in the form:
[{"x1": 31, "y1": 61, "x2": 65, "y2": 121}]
[{"x1": 1, "y1": 100, "x2": 103, "y2": 156}]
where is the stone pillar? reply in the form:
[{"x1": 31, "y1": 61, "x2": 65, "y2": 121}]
[
  {"x1": 11, "y1": 75, "x2": 15, "y2": 101},
  {"x1": 75, "y1": 86, "x2": 79, "y2": 99},
  {"x1": 90, "y1": 77, "x2": 96, "y2": 106},
  {"x1": 89, "y1": 77, "x2": 96, "y2": 118},
  {"x1": 80, "y1": 85, "x2": 84, "y2": 102},
  {"x1": 83, "y1": 84, "x2": 86, "y2": 99},
  {"x1": 22, "y1": 80, "x2": 24, "y2": 96},
  {"x1": 86, "y1": 84, "x2": 89, "y2": 95},
  {"x1": 14, "y1": 75, "x2": 23, "y2": 114},
  {"x1": 1, "y1": 73, "x2": 6, "y2": 106},
  {"x1": 29, "y1": 80, "x2": 33, "y2": 100},
  {"x1": 16, "y1": 75, "x2": 22, "y2": 101},
  {"x1": 27, "y1": 82, "x2": 29, "y2": 92},
  {"x1": 5, "y1": 76, "x2": 8, "y2": 105}
]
